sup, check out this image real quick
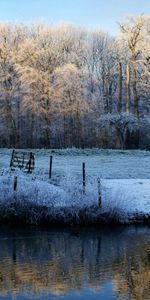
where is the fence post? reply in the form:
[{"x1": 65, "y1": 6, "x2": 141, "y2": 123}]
[
  {"x1": 10, "y1": 149, "x2": 15, "y2": 168},
  {"x1": 82, "y1": 162, "x2": 85, "y2": 194},
  {"x1": 97, "y1": 177, "x2": 102, "y2": 207},
  {"x1": 49, "y1": 155, "x2": 53, "y2": 179},
  {"x1": 28, "y1": 152, "x2": 32, "y2": 173},
  {"x1": 13, "y1": 176, "x2": 17, "y2": 191}
]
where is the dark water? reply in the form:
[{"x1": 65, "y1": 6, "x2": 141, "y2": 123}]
[{"x1": 0, "y1": 225, "x2": 150, "y2": 300}]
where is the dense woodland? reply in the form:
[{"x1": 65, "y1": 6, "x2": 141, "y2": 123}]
[{"x1": 0, "y1": 16, "x2": 149, "y2": 149}]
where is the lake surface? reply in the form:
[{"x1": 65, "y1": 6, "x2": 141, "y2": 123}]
[{"x1": 0, "y1": 225, "x2": 150, "y2": 299}]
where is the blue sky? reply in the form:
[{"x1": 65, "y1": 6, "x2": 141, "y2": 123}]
[{"x1": 0, "y1": 0, "x2": 149, "y2": 35}]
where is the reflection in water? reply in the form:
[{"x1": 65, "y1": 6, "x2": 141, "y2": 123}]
[{"x1": 0, "y1": 226, "x2": 150, "y2": 299}]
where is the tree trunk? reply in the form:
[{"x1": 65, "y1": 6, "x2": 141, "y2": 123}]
[
  {"x1": 118, "y1": 62, "x2": 122, "y2": 113},
  {"x1": 126, "y1": 64, "x2": 130, "y2": 114},
  {"x1": 132, "y1": 57, "x2": 139, "y2": 118}
]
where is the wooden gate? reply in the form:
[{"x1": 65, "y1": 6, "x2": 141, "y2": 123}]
[{"x1": 10, "y1": 150, "x2": 35, "y2": 173}]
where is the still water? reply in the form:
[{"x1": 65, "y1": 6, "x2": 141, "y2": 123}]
[{"x1": 0, "y1": 225, "x2": 150, "y2": 300}]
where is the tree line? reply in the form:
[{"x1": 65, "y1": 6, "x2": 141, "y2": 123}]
[{"x1": 0, "y1": 16, "x2": 149, "y2": 149}]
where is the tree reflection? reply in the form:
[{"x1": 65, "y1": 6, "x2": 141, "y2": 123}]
[{"x1": 0, "y1": 226, "x2": 150, "y2": 299}]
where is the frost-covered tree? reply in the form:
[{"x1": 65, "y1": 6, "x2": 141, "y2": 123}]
[
  {"x1": 0, "y1": 23, "x2": 23, "y2": 147},
  {"x1": 0, "y1": 19, "x2": 149, "y2": 149},
  {"x1": 17, "y1": 66, "x2": 52, "y2": 147},
  {"x1": 119, "y1": 16, "x2": 150, "y2": 117},
  {"x1": 52, "y1": 63, "x2": 98, "y2": 147},
  {"x1": 98, "y1": 113, "x2": 139, "y2": 149}
]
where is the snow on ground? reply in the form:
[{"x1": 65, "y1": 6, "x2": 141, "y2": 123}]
[
  {"x1": 1, "y1": 148, "x2": 150, "y2": 179},
  {"x1": 0, "y1": 148, "x2": 150, "y2": 224}
]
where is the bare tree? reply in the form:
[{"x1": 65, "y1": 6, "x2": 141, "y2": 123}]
[{"x1": 119, "y1": 17, "x2": 144, "y2": 117}]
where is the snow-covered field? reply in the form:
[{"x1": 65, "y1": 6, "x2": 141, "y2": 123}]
[{"x1": 0, "y1": 148, "x2": 150, "y2": 225}]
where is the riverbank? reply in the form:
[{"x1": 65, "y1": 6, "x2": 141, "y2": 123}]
[{"x1": 0, "y1": 174, "x2": 150, "y2": 225}]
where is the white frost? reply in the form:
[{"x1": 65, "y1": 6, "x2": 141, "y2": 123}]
[{"x1": 0, "y1": 149, "x2": 150, "y2": 224}]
